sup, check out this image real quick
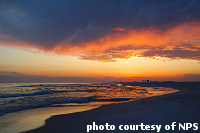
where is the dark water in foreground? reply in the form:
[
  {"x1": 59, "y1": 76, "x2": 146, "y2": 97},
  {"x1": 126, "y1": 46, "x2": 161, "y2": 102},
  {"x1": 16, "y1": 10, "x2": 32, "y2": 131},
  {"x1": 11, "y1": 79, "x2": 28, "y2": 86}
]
[{"x1": 0, "y1": 83, "x2": 175, "y2": 116}]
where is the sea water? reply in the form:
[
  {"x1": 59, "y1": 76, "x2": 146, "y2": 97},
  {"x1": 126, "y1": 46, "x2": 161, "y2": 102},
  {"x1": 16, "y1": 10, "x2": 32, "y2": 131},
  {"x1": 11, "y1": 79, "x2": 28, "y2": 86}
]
[
  {"x1": 0, "y1": 83, "x2": 175, "y2": 116},
  {"x1": 0, "y1": 83, "x2": 177, "y2": 133}
]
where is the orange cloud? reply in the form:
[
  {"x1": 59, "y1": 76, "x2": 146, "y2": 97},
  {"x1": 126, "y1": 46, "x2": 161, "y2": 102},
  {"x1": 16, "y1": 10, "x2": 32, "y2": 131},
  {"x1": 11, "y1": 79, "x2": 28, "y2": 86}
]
[
  {"x1": 48, "y1": 22, "x2": 200, "y2": 62},
  {"x1": 112, "y1": 27, "x2": 126, "y2": 32},
  {"x1": 1, "y1": 22, "x2": 200, "y2": 62}
]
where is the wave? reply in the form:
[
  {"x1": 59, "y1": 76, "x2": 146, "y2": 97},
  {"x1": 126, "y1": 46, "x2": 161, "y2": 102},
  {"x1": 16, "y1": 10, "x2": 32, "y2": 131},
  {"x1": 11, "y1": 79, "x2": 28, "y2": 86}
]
[
  {"x1": 0, "y1": 96, "x2": 99, "y2": 116},
  {"x1": 91, "y1": 98, "x2": 131, "y2": 102},
  {"x1": 0, "y1": 89, "x2": 99, "y2": 98},
  {"x1": 0, "y1": 90, "x2": 52, "y2": 98},
  {"x1": 17, "y1": 84, "x2": 93, "y2": 88},
  {"x1": 52, "y1": 89, "x2": 98, "y2": 93}
]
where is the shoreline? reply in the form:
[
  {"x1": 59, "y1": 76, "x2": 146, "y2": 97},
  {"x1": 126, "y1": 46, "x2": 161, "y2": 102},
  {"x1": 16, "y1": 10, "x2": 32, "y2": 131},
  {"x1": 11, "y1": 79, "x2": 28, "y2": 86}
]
[
  {"x1": 0, "y1": 105, "x2": 99, "y2": 133},
  {"x1": 23, "y1": 82, "x2": 200, "y2": 133},
  {"x1": 0, "y1": 84, "x2": 176, "y2": 133}
]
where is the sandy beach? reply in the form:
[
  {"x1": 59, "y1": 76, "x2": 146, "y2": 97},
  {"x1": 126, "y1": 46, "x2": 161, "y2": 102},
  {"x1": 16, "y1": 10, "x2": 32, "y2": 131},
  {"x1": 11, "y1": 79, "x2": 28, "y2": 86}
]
[
  {"x1": 0, "y1": 106, "x2": 99, "y2": 133},
  {"x1": 22, "y1": 82, "x2": 200, "y2": 133}
]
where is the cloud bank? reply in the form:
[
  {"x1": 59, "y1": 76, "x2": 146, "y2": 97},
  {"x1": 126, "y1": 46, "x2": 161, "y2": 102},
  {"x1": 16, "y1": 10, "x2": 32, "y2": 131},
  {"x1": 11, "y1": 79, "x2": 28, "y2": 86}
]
[
  {"x1": 0, "y1": 0, "x2": 200, "y2": 62},
  {"x1": 1, "y1": 71, "x2": 199, "y2": 83},
  {"x1": 0, "y1": 71, "x2": 146, "y2": 83}
]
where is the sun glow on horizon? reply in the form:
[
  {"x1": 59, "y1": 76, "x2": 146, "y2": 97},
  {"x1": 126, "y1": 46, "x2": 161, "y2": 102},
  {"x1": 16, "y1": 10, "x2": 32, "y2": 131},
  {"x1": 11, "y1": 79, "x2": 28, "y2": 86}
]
[
  {"x1": 0, "y1": 0, "x2": 200, "y2": 82},
  {"x1": 0, "y1": 44, "x2": 199, "y2": 82}
]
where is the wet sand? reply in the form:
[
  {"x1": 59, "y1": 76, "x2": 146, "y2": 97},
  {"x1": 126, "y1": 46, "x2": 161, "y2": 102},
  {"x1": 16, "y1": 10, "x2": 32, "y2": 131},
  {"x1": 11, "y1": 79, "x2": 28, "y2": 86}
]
[
  {"x1": 0, "y1": 106, "x2": 99, "y2": 133},
  {"x1": 23, "y1": 82, "x2": 200, "y2": 133}
]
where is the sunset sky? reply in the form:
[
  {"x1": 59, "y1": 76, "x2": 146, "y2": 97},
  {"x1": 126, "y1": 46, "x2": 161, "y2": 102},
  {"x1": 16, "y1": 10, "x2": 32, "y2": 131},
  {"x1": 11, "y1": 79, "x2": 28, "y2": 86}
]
[{"x1": 0, "y1": 0, "x2": 200, "y2": 82}]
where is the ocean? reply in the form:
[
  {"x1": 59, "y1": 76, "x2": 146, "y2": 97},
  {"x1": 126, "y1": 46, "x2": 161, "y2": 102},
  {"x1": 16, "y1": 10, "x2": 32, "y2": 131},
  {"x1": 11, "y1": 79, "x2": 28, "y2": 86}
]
[{"x1": 0, "y1": 83, "x2": 174, "y2": 116}]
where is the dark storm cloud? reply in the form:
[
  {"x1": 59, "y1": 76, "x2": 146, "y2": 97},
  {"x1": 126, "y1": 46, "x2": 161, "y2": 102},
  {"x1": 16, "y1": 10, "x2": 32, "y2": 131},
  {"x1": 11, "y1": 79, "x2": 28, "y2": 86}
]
[{"x1": 1, "y1": 0, "x2": 200, "y2": 48}]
